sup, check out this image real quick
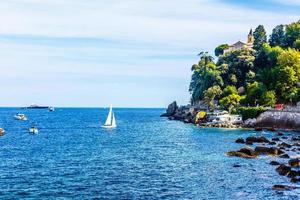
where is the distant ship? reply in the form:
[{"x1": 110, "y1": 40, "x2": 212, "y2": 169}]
[
  {"x1": 24, "y1": 103, "x2": 50, "y2": 109},
  {"x1": 101, "y1": 105, "x2": 117, "y2": 129}
]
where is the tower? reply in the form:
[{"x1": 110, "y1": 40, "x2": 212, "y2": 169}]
[{"x1": 247, "y1": 28, "x2": 254, "y2": 44}]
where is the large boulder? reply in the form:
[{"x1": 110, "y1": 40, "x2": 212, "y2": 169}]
[
  {"x1": 289, "y1": 158, "x2": 299, "y2": 167},
  {"x1": 256, "y1": 110, "x2": 300, "y2": 131},
  {"x1": 272, "y1": 185, "x2": 297, "y2": 191},
  {"x1": 244, "y1": 118, "x2": 256, "y2": 128},
  {"x1": 227, "y1": 147, "x2": 258, "y2": 159},
  {"x1": 246, "y1": 136, "x2": 269, "y2": 143},
  {"x1": 235, "y1": 138, "x2": 245, "y2": 144},
  {"x1": 276, "y1": 164, "x2": 291, "y2": 176},
  {"x1": 254, "y1": 146, "x2": 284, "y2": 156},
  {"x1": 161, "y1": 101, "x2": 178, "y2": 117}
]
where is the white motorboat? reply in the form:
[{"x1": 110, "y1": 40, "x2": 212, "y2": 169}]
[
  {"x1": 101, "y1": 105, "x2": 117, "y2": 129},
  {"x1": 0, "y1": 128, "x2": 5, "y2": 136},
  {"x1": 49, "y1": 106, "x2": 55, "y2": 112},
  {"x1": 14, "y1": 114, "x2": 27, "y2": 121},
  {"x1": 29, "y1": 127, "x2": 39, "y2": 134}
]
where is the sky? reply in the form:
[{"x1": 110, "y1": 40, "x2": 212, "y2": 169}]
[{"x1": 0, "y1": 0, "x2": 299, "y2": 108}]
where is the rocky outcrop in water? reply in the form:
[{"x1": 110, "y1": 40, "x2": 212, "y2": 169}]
[
  {"x1": 161, "y1": 101, "x2": 178, "y2": 117},
  {"x1": 228, "y1": 132, "x2": 300, "y2": 190},
  {"x1": 256, "y1": 110, "x2": 300, "y2": 131}
]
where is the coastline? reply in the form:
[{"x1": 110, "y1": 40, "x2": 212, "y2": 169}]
[
  {"x1": 161, "y1": 101, "x2": 300, "y2": 132},
  {"x1": 162, "y1": 101, "x2": 300, "y2": 190}
]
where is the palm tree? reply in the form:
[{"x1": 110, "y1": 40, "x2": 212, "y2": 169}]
[{"x1": 198, "y1": 51, "x2": 214, "y2": 65}]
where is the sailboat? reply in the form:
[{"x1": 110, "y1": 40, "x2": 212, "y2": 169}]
[{"x1": 101, "y1": 105, "x2": 117, "y2": 128}]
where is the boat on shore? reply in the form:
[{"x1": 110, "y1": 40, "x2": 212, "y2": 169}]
[
  {"x1": 101, "y1": 105, "x2": 117, "y2": 129},
  {"x1": 14, "y1": 114, "x2": 27, "y2": 121}
]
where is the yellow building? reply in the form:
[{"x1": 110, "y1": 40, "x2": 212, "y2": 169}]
[{"x1": 223, "y1": 29, "x2": 254, "y2": 55}]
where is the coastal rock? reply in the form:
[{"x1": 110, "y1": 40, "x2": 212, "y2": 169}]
[
  {"x1": 256, "y1": 110, "x2": 300, "y2": 131},
  {"x1": 269, "y1": 147, "x2": 285, "y2": 156},
  {"x1": 227, "y1": 147, "x2": 258, "y2": 159},
  {"x1": 235, "y1": 138, "x2": 245, "y2": 144},
  {"x1": 244, "y1": 118, "x2": 256, "y2": 128},
  {"x1": 291, "y1": 178, "x2": 300, "y2": 183},
  {"x1": 254, "y1": 146, "x2": 284, "y2": 156},
  {"x1": 277, "y1": 132, "x2": 284, "y2": 136},
  {"x1": 254, "y1": 127, "x2": 263, "y2": 131},
  {"x1": 246, "y1": 136, "x2": 269, "y2": 143},
  {"x1": 287, "y1": 170, "x2": 298, "y2": 178},
  {"x1": 161, "y1": 101, "x2": 178, "y2": 117},
  {"x1": 279, "y1": 154, "x2": 290, "y2": 159},
  {"x1": 292, "y1": 137, "x2": 300, "y2": 141},
  {"x1": 268, "y1": 141, "x2": 276, "y2": 145},
  {"x1": 276, "y1": 164, "x2": 291, "y2": 176},
  {"x1": 272, "y1": 137, "x2": 280, "y2": 141},
  {"x1": 278, "y1": 142, "x2": 292, "y2": 149},
  {"x1": 288, "y1": 158, "x2": 299, "y2": 167},
  {"x1": 270, "y1": 161, "x2": 280, "y2": 165},
  {"x1": 254, "y1": 146, "x2": 271, "y2": 155},
  {"x1": 272, "y1": 185, "x2": 296, "y2": 191}
]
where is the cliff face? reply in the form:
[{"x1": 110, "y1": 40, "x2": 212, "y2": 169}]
[{"x1": 256, "y1": 110, "x2": 300, "y2": 131}]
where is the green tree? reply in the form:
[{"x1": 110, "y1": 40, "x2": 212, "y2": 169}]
[
  {"x1": 269, "y1": 24, "x2": 285, "y2": 47},
  {"x1": 260, "y1": 90, "x2": 277, "y2": 106},
  {"x1": 219, "y1": 94, "x2": 241, "y2": 113},
  {"x1": 244, "y1": 82, "x2": 266, "y2": 106},
  {"x1": 189, "y1": 52, "x2": 223, "y2": 103},
  {"x1": 294, "y1": 39, "x2": 300, "y2": 51},
  {"x1": 285, "y1": 20, "x2": 300, "y2": 48},
  {"x1": 253, "y1": 25, "x2": 267, "y2": 51},
  {"x1": 214, "y1": 44, "x2": 229, "y2": 57},
  {"x1": 222, "y1": 85, "x2": 238, "y2": 96},
  {"x1": 203, "y1": 86, "x2": 222, "y2": 110},
  {"x1": 217, "y1": 49, "x2": 255, "y2": 87},
  {"x1": 274, "y1": 48, "x2": 300, "y2": 103}
]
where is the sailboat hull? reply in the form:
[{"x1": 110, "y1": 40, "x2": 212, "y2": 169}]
[{"x1": 101, "y1": 125, "x2": 116, "y2": 129}]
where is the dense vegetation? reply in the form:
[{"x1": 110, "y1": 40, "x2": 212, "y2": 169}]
[{"x1": 189, "y1": 20, "x2": 300, "y2": 113}]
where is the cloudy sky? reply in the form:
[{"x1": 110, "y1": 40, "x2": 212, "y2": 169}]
[{"x1": 0, "y1": 0, "x2": 299, "y2": 107}]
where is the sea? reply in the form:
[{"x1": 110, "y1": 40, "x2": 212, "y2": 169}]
[{"x1": 0, "y1": 108, "x2": 299, "y2": 199}]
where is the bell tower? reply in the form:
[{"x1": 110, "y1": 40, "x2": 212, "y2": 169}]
[{"x1": 247, "y1": 28, "x2": 254, "y2": 44}]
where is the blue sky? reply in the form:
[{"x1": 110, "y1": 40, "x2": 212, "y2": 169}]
[{"x1": 0, "y1": 0, "x2": 299, "y2": 107}]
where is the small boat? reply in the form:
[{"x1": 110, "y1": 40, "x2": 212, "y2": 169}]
[
  {"x1": 29, "y1": 127, "x2": 39, "y2": 134},
  {"x1": 14, "y1": 114, "x2": 27, "y2": 121},
  {"x1": 49, "y1": 107, "x2": 55, "y2": 112},
  {"x1": 0, "y1": 128, "x2": 5, "y2": 136},
  {"x1": 101, "y1": 105, "x2": 117, "y2": 129}
]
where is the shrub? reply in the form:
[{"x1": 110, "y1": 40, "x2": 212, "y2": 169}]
[{"x1": 238, "y1": 106, "x2": 267, "y2": 120}]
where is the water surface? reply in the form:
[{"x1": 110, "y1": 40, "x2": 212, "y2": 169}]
[{"x1": 0, "y1": 108, "x2": 299, "y2": 199}]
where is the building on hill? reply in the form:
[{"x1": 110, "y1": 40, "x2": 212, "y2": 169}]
[{"x1": 223, "y1": 29, "x2": 254, "y2": 55}]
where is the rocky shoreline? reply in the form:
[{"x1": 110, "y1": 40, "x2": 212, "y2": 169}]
[
  {"x1": 228, "y1": 133, "x2": 300, "y2": 191},
  {"x1": 161, "y1": 101, "x2": 300, "y2": 131},
  {"x1": 162, "y1": 101, "x2": 300, "y2": 191}
]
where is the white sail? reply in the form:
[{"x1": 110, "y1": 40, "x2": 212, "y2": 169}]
[
  {"x1": 102, "y1": 105, "x2": 117, "y2": 128},
  {"x1": 111, "y1": 113, "x2": 117, "y2": 128},
  {"x1": 104, "y1": 105, "x2": 112, "y2": 126}
]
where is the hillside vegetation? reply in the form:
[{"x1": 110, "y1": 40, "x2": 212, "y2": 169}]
[{"x1": 189, "y1": 20, "x2": 300, "y2": 114}]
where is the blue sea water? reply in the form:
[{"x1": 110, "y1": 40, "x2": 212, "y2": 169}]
[{"x1": 0, "y1": 108, "x2": 299, "y2": 199}]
